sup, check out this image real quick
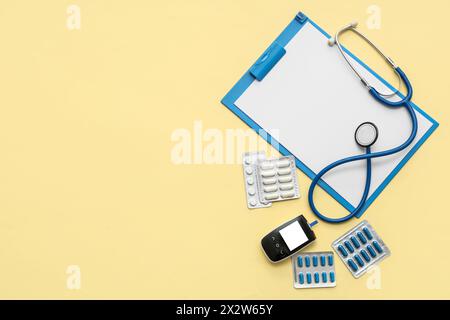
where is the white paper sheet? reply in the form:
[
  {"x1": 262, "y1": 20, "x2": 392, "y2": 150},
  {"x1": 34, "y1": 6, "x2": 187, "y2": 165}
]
[{"x1": 235, "y1": 22, "x2": 433, "y2": 208}]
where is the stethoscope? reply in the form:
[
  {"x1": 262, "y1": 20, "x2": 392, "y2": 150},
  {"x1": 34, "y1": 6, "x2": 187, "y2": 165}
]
[{"x1": 308, "y1": 22, "x2": 418, "y2": 224}]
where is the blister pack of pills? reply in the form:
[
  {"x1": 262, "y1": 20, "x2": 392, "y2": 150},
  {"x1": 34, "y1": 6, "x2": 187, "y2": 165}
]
[
  {"x1": 291, "y1": 251, "x2": 336, "y2": 289},
  {"x1": 242, "y1": 152, "x2": 271, "y2": 209},
  {"x1": 257, "y1": 156, "x2": 300, "y2": 203},
  {"x1": 242, "y1": 152, "x2": 300, "y2": 209},
  {"x1": 332, "y1": 220, "x2": 390, "y2": 278}
]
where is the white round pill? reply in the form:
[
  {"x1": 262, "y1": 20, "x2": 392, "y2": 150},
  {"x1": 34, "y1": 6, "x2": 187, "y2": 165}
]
[
  {"x1": 248, "y1": 187, "x2": 256, "y2": 196},
  {"x1": 246, "y1": 177, "x2": 254, "y2": 185},
  {"x1": 249, "y1": 199, "x2": 257, "y2": 207},
  {"x1": 245, "y1": 167, "x2": 253, "y2": 175}
]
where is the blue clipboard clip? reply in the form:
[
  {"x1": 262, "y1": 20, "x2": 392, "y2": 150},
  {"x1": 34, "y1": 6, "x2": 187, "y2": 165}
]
[{"x1": 249, "y1": 43, "x2": 286, "y2": 81}]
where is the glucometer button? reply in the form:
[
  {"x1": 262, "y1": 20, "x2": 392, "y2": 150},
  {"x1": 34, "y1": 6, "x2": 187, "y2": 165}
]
[
  {"x1": 363, "y1": 227, "x2": 373, "y2": 240},
  {"x1": 314, "y1": 272, "x2": 320, "y2": 283},
  {"x1": 328, "y1": 254, "x2": 334, "y2": 266},
  {"x1": 338, "y1": 245, "x2": 348, "y2": 257},
  {"x1": 360, "y1": 250, "x2": 371, "y2": 262},
  {"x1": 313, "y1": 256, "x2": 318, "y2": 267},
  {"x1": 348, "y1": 259, "x2": 358, "y2": 272},
  {"x1": 357, "y1": 232, "x2": 367, "y2": 244},
  {"x1": 373, "y1": 241, "x2": 383, "y2": 254},
  {"x1": 354, "y1": 254, "x2": 364, "y2": 267},
  {"x1": 367, "y1": 245, "x2": 377, "y2": 258},
  {"x1": 351, "y1": 236, "x2": 360, "y2": 248},
  {"x1": 305, "y1": 256, "x2": 311, "y2": 267},
  {"x1": 344, "y1": 241, "x2": 354, "y2": 253},
  {"x1": 320, "y1": 255, "x2": 326, "y2": 267}
]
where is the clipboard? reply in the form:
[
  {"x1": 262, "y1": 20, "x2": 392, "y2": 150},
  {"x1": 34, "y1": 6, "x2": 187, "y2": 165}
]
[{"x1": 221, "y1": 12, "x2": 439, "y2": 216}]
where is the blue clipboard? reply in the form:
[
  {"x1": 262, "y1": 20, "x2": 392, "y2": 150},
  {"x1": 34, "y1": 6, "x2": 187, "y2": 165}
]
[{"x1": 221, "y1": 12, "x2": 439, "y2": 217}]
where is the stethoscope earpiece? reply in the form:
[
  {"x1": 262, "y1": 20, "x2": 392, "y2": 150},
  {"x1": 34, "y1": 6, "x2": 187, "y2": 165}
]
[
  {"x1": 328, "y1": 22, "x2": 358, "y2": 47},
  {"x1": 328, "y1": 21, "x2": 403, "y2": 98},
  {"x1": 355, "y1": 122, "x2": 379, "y2": 148},
  {"x1": 327, "y1": 37, "x2": 336, "y2": 47}
]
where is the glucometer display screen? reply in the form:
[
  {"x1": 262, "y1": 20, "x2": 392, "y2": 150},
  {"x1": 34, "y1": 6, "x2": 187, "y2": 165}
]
[{"x1": 279, "y1": 221, "x2": 308, "y2": 251}]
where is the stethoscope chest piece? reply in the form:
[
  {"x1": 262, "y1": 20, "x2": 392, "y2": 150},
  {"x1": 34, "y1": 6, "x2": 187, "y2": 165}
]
[{"x1": 355, "y1": 122, "x2": 378, "y2": 148}]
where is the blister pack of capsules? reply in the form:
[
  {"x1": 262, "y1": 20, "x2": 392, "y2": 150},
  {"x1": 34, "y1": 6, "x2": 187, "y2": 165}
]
[
  {"x1": 332, "y1": 220, "x2": 390, "y2": 278},
  {"x1": 292, "y1": 251, "x2": 336, "y2": 289},
  {"x1": 242, "y1": 152, "x2": 300, "y2": 209}
]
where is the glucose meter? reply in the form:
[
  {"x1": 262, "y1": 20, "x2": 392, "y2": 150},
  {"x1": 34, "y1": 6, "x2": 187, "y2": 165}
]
[{"x1": 261, "y1": 215, "x2": 316, "y2": 263}]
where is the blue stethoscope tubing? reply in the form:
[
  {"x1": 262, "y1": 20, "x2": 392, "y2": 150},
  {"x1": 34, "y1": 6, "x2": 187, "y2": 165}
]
[{"x1": 308, "y1": 67, "x2": 418, "y2": 223}]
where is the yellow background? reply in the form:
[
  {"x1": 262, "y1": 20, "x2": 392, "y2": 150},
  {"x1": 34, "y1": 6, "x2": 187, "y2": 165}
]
[{"x1": 0, "y1": 0, "x2": 448, "y2": 299}]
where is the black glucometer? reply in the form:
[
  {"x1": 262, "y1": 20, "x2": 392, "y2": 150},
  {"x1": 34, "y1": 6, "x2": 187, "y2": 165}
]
[{"x1": 261, "y1": 215, "x2": 316, "y2": 263}]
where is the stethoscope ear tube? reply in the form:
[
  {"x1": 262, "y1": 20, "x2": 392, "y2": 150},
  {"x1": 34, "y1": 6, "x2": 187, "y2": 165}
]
[
  {"x1": 369, "y1": 67, "x2": 413, "y2": 107},
  {"x1": 308, "y1": 24, "x2": 418, "y2": 224},
  {"x1": 329, "y1": 22, "x2": 402, "y2": 99},
  {"x1": 308, "y1": 147, "x2": 373, "y2": 224}
]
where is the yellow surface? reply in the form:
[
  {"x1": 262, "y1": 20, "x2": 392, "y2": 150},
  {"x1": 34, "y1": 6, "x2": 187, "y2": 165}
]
[{"x1": 0, "y1": 0, "x2": 448, "y2": 299}]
